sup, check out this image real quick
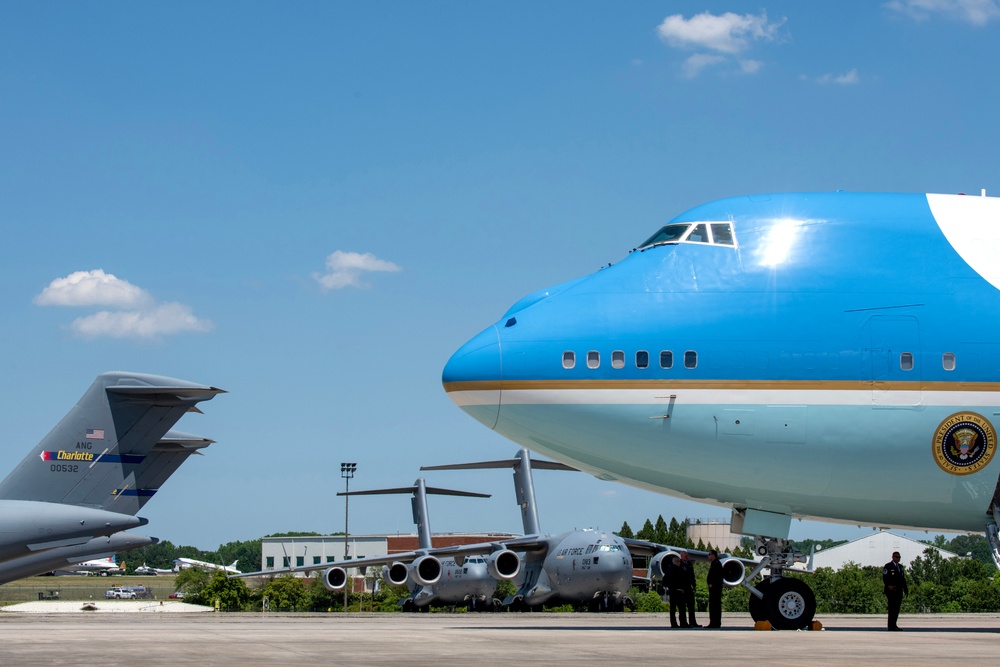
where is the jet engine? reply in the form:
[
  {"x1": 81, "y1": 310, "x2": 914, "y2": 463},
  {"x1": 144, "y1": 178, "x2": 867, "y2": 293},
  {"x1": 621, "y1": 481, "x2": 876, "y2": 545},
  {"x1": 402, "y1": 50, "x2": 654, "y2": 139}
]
[
  {"x1": 720, "y1": 557, "x2": 746, "y2": 587},
  {"x1": 321, "y1": 566, "x2": 347, "y2": 591},
  {"x1": 485, "y1": 549, "x2": 520, "y2": 580},
  {"x1": 410, "y1": 555, "x2": 442, "y2": 587},
  {"x1": 647, "y1": 551, "x2": 680, "y2": 581},
  {"x1": 383, "y1": 562, "x2": 409, "y2": 587}
]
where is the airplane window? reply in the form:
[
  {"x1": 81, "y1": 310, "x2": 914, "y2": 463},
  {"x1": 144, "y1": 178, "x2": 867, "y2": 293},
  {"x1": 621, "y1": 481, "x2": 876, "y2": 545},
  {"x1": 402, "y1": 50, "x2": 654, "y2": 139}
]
[
  {"x1": 636, "y1": 350, "x2": 649, "y2": 369},
  {"x1": 587, "y1": 351, "x2": 600, "y2": 369},
  {"x1": 563, "y1": 351, "x2": 576, "y2": 369},
  {"x1": 685, "y1": 223, "x2": 709, "y2": 243},
  {"x1": 638, "y1": 223, "x2": 691, "y2": 249},
  {"x1": 943, "y1": 352, "x2": 956, "y2": 371},
  {"x1": 660, "y1": 350, "x2": 673, "y2": 369},
  {"x1": 900, "y1": 352, "x2": 913, "y2": 371},
  {"x1": 711, "y1": 223, "x2": 735, "y2": 246},
  {"x1": 684, "y1": 350, "x2": 698, "y2": 369},
  {"x1": 612, "y1": 350, "x2": 625, "y2": 369}
]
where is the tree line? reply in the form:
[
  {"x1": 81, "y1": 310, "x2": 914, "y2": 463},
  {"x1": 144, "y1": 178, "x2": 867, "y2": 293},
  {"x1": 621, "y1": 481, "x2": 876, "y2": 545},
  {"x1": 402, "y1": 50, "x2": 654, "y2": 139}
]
[{"x1": 117, "y1": 518, "x2": 1000, "y2": 613}]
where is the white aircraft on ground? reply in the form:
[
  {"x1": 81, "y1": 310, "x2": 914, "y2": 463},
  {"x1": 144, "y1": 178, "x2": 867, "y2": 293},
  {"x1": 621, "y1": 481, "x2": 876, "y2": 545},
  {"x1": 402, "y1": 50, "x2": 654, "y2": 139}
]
[{"x1": 174, "y1": 558, "x2": 241, "y2": 574}]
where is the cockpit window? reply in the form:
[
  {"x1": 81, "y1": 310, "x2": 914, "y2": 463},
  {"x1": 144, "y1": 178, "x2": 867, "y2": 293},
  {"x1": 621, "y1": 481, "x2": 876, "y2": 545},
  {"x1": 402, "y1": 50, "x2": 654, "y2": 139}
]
[
  {"x1": 638, "y1": 221, "x2": 737, "y2": 250},
  {"x1": 639, "y1": 224, "x2": 690, "y2": 249}
]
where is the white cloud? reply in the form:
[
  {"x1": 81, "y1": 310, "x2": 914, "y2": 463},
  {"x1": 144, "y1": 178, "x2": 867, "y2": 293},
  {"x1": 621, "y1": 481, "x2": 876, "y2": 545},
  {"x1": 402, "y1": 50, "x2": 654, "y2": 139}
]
[
  {"x1": 817, "y1": 69, "x2": 861, "y2": 85},
  {"x1": 313, "y1": 250, "x2": 401, "y2": 291},
  {"x1": 739, "y1": 59, "x2": 764, "y2": 74},
  {"x1": 34, "y1": 269, "x2": 150, "y2": 308},
  {"x1": 657, "y1": 11, "x2": 782, "y2": 55},
  {"x1": 885, "y1": 0, "x2": 1000, "y2": 25},
  {"x1": 36, "y1": 269, "x2": 212, "y2": 340},
  {"x1": 71, "y1": 303, "x2": 214, "y2": 339}
]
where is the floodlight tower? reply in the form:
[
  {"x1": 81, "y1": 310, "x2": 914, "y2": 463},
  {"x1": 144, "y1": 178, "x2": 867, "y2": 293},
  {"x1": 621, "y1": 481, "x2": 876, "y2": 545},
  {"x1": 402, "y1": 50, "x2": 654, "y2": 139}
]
[{"x1": 341, "y1": 462, "x2": 357, "y2": 612}]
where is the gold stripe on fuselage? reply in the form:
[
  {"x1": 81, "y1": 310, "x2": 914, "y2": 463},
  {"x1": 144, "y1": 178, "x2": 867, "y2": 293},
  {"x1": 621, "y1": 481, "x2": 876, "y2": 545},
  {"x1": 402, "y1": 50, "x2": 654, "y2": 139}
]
[{"x1": 442, "y1": 379, "x2": 1000, "y2": 393}]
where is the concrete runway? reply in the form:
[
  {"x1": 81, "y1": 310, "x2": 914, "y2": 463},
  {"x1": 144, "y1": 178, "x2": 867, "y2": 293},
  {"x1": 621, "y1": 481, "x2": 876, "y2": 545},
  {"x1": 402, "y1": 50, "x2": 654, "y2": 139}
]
[{"x1": 1, "y1": 612, "x2": 998, "y2": 666}]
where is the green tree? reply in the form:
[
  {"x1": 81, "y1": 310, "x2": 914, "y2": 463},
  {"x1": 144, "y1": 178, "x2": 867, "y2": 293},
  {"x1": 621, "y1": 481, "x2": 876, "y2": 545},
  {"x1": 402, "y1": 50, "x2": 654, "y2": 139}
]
[
  {"x1": 636, "y1": 519, "x2": 656, "y2": 542},
  {"x1": 262, "y1": 576, "x2": 307, "y2": 611},
  {"x1": 174, "y1": 567, "x2": 211, "y2": 597},
  {"x1": 195, "y1": 570, "x2": 254, "y2": 610},
  {"x1": 616, "y1": 521, "x2": 634, "y2": 539}
]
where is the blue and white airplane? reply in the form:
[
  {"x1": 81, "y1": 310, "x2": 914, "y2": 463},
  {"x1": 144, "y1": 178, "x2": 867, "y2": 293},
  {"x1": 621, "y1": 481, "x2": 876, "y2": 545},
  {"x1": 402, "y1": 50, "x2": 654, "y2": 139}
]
[{"x1": 443, "y1": 191, "x2": 1000, "y2": 629}]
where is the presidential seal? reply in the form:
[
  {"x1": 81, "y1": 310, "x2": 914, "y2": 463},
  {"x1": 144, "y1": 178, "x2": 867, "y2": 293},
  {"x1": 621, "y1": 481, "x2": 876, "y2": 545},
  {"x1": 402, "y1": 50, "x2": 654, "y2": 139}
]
[{"x1": 932, "y1": 412, "x2": 997, "y2": 475}]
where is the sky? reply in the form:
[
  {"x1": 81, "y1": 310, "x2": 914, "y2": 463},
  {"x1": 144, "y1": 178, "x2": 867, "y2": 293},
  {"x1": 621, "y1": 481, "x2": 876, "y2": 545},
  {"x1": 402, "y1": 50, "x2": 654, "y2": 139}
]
[{"x1": 2, "y1": 1, "x2": 1000, "y2": 550}]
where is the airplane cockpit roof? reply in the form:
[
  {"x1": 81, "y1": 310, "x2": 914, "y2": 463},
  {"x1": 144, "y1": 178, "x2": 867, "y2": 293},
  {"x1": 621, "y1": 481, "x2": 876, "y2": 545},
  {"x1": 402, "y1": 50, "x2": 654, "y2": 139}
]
[{"x1": 638, "y1": 221, "x2": 737, "y2": 250}]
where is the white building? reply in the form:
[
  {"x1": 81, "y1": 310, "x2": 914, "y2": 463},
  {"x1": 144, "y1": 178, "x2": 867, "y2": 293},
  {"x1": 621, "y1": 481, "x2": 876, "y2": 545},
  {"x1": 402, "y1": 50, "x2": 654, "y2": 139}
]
[
  {"x1": 686, "y1": 519, "x2": 742, "y2": 552},
  {"x1": 809, "y1": 530, "x2": 958, "y2": 570}
]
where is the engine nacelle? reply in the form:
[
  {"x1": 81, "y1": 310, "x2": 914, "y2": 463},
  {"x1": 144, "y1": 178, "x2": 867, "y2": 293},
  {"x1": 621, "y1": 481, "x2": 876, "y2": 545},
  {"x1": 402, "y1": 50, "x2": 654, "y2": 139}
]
[
  {"x1": 485, "y1": 549, "x2": 520, "y2": 580},
  {"x1": 382, "y1": 562, "x2": 409, "y2": 587},
  {"x1": 322, "y1": 566, "x2": 347, "y2": 591},
  {"x1": 720, "y1": 557, "x2": 746, "y2": 587},
  {"x1": 410, "y1": 555, "x2": 442, "y2": 587},
  {"x1": 647, "y1": 551, "x2": 680, "y2": 581}
]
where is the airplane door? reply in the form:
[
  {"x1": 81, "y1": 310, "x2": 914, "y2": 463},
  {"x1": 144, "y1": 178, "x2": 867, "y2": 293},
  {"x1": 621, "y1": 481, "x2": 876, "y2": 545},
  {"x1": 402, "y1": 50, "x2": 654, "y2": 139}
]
[{"x1": 864, "y1": 315, "x2": 922, "y2": 406}]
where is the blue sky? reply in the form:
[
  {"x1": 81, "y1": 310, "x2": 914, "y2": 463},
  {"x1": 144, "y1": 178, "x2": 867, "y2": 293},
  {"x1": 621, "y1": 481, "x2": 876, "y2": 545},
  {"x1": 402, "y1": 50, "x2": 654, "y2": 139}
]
[{"x1": 2, "y1": 1, "x2": 1000, "y2": 550}]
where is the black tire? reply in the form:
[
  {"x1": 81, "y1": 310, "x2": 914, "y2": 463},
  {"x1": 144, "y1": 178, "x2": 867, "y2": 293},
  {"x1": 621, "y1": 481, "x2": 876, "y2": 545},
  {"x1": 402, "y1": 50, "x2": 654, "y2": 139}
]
[
  {"x1": 765, "y1": 578, "x2": 816, "y2": 630},
  {"x1": 401, "y1": 599, "x2": 416, "y2": 613},
  {"x1": 748, "y1": 580, "x2": 770, "y2": 622}
]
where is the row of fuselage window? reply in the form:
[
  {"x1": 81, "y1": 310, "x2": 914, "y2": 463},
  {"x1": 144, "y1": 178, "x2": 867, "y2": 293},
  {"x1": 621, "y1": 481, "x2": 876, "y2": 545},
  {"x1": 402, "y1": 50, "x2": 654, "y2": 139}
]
[{"x1": 562, "y1": 350, "x2": 959, "y2": 371}]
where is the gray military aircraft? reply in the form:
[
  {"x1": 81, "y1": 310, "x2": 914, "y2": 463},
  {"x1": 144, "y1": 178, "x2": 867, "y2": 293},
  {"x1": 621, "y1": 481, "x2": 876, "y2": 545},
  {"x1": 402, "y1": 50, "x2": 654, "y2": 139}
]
[
  {"x1": 424, "y1": 449, "x2": 751, "y2": 611},
  {"x1": 0, "y1": 532, "x2": 157, "y2": 585},
  {"x1": 422, "y1": 449, "x2": 634, "y2": 611},
  {"x1": 234, "y1": 478, "x2": 521, "y2": 612},
  {"x1": 0, "y1": 371, "x2": 223, "y2": 570}
]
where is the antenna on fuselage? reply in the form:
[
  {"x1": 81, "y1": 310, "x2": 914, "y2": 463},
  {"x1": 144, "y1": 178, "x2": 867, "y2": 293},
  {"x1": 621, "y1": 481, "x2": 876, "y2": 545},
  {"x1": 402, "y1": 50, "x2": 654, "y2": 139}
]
[
  {"x1": 337, "y1": 478, "x2": 489, "y2": 550},
  {"x1": 421, "y1": 448, "x2": 578, "y2": 536}
]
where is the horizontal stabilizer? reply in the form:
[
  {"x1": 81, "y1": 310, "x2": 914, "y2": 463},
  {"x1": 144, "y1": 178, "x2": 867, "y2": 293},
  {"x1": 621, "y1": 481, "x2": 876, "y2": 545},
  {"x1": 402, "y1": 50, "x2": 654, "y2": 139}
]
[
  {"x1": 421, "y1": 458, "x2": 577, "y2": 472},
  {"x1": 339, "y1": 486, "x2": 489, "y2": 498}
]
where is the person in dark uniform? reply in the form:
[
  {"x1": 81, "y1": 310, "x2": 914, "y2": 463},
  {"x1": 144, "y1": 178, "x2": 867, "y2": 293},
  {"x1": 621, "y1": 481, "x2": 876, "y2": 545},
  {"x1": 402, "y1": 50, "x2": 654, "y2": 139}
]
[
  {"x1": 664, "y1": 554, "x2": 689, "y2": 628},
  {"x1": 882, "y1": 551, "x2": 908, "y2": 631},
  {"x1": 679, "y1": 550, "x2": 700, "y2": 627},
  {"x1": 706, "y1": 549, "x2": 723, "y2": 628}
]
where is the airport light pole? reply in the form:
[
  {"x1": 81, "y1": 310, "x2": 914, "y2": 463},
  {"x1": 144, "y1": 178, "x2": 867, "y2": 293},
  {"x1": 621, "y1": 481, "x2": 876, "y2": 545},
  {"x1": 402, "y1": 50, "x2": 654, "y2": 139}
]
[{"x1": 341, "y1": 462, "x2": 356, "y2": 613}]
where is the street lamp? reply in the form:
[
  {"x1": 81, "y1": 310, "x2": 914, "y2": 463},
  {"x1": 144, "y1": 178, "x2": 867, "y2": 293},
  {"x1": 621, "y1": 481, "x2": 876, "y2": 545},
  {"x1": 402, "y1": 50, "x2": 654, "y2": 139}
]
[{"x1": 341, "y1": 462, "x2": 357, "y2": 612}]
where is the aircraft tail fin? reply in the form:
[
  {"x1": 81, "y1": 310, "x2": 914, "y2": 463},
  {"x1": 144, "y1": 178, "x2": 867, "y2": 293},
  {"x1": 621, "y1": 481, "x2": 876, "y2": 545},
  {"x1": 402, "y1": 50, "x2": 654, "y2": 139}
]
[
  {"x1": 421, "y1": 448, "x2": 577, "y2": 535},
  {"x1": 0, "y1": 372, "x2": 224, "y2": 513},
  {"x1": 339, "y1": 478, "x2": 489, "y2": 551}
]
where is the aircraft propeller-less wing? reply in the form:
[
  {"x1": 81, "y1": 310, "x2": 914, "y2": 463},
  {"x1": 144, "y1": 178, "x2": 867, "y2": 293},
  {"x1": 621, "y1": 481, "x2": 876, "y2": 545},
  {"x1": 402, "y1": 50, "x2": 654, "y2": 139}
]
[
  {"x1": 0, "y1": 371, "x2": 223, "y2": 569},
  {"x1": 233, "y1": 478, "x2": 521, "y2": 610}
]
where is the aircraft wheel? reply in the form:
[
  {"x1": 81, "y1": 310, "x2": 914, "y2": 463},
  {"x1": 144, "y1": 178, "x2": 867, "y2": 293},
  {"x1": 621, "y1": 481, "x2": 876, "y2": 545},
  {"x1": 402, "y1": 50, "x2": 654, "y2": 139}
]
[
  {"x1": 401, "y1": 599, "x2": 417, "y2": 613},
  {"x1": 491, "y1": 598, "x2": 502, "y2": 612},
  {"x1": 748, "y1": 580, "x2": 770, "y2": 622},
  {"x1": 765, "y1": 578, "x2": 816, "y2": 630}
]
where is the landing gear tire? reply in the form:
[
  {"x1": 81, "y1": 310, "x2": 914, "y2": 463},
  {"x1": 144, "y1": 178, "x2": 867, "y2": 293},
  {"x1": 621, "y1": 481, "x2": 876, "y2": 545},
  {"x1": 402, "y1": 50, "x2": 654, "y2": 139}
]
[
  {"x1": 401, "y1": 599, "x2": 416, "y2": 613},
  {"x1": 748, "y1": 580, "x2": 770, "y2": 622},
  {"x1": 765, "y1": 578, "x2": 816, "y2": 630}
]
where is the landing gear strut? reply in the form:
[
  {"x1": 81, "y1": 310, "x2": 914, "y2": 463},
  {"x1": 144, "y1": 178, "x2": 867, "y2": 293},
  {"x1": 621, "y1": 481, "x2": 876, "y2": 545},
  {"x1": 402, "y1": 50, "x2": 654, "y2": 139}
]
[{"x1": 743, "y1": 537, "x2": 816, "y2": 630}]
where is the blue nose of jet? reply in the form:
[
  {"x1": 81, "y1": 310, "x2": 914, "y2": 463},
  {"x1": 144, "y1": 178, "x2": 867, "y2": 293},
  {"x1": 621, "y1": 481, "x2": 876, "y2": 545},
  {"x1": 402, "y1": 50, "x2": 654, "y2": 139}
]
[{"x1": 442, "y1": 325, "x2": 502, "y2": 430}]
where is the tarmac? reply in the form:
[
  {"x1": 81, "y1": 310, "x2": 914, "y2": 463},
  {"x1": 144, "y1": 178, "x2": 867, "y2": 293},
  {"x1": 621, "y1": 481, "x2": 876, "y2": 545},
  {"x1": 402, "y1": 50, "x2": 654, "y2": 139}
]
[{"x1": 1, "y1": 611, "x2": 998, "y2": 666}]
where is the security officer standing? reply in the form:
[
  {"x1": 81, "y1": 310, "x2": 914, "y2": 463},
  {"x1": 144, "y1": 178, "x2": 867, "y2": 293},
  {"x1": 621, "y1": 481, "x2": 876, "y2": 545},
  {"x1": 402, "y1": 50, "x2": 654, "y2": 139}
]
[
  {"x1": 664, "y1": 554, "x2": 689, "y2": 628},
  {"x1": 706, "y1": 549, "x2": 723, "y2": 628},
  {"x1": 679, "y1": 550, "x2": 700, "y2": 627},
  {"x1": 882, "y1": 551, "x2": 908, "y2": 631}
]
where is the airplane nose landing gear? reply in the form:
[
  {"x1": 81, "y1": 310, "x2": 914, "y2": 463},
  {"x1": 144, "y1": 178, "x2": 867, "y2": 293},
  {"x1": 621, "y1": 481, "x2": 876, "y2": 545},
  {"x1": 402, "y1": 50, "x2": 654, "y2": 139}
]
[{"x1": 743, "y1": 537, "x2": 817, "y2": 630}]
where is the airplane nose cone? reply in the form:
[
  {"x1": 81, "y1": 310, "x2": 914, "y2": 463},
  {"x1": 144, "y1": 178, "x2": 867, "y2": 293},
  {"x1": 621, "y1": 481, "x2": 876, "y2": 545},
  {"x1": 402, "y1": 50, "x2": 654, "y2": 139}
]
[{"x1": 442, "y1": 325, "x2": 501, "y2": 430}]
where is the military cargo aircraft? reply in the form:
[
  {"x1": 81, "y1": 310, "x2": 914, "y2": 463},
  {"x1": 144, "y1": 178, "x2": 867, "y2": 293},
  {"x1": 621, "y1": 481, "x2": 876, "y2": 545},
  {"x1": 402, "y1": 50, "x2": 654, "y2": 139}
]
[
  {"x1": 423, "y1": 449, "x2": 634, "y2": 611},
  {"x1": 442, "y1": 191, "x2": 1000, "y2": 628},
  {"x1": 234, "y1": 478, "x2": 517, "y2": 611},
  {"x1": 0, "y1": 371, "x2": 223, "y2": 576}
]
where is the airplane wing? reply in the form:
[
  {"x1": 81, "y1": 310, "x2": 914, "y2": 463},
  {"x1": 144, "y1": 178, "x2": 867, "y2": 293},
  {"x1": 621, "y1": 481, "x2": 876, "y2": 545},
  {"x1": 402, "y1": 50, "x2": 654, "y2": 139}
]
[{"x1": 232, "y1": 537, "x2": 547, "y2": 580}]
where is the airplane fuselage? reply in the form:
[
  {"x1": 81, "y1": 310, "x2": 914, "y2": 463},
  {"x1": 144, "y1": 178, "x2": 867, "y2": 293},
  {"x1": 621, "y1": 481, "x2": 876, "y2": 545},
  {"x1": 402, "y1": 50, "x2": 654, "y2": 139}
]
[
  {"x1": 444, "y1": 192, "x2": 1000, "y2": 535},
  {"x1": 409, "y1": 556, "x2": 496, "y2": 608}
]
